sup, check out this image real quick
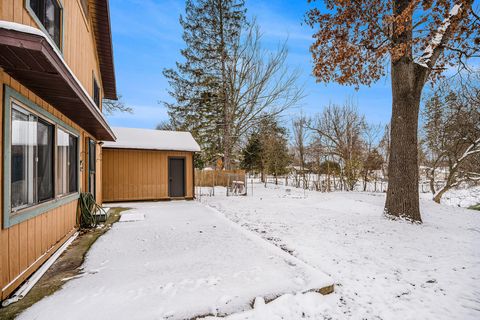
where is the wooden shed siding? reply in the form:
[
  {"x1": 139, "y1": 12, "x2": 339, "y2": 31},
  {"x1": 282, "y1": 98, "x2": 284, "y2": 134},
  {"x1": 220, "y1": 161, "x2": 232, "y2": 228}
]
[
  {"x1": 0, "y1": 71, "x2": 102, "y2": 299},
  {"x1": 102, "y1": 149, "x2": 195, "y2": 202},
  {"x1": 1, "y1": 0, "x2": 104, "y2": 107}
]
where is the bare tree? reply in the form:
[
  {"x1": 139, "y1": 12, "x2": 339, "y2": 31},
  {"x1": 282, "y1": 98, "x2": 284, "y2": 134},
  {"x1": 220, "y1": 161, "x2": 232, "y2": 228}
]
[
  {"x1": 422, "y1": 78, "x2": 480, "y2": 202},
  {"x1": 222, "y1": 22, "x2": 304, "y2": 168},
  {"x1": 378, "y1": 124, "x2": 391, "y2": 179},
  {"x1": 361, "y1": 123, "x2": 383, "y2": 191},
  {"x1": 292, "y1": 112, "x2": 309, "y2": 187},
  {"x1": 309, "y1": 101, "x2": 366, "y2": 191},
  {"x1": 102, "y1": 95, "x2": 133, "y2": 115}
]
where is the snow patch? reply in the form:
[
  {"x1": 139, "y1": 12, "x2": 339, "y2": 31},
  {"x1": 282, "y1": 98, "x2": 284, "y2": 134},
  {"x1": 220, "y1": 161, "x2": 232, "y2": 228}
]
[{"x1": 119, "y1": 212, "x2": 145, "y2": 222}]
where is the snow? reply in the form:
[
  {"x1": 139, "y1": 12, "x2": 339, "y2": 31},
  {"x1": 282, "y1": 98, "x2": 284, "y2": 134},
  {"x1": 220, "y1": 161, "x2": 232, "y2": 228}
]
[
  {"x1": 441, "y1": 186, "x2": 480, "y2": 208},
  {"x1": 417, "y1": 4, "x2": 462, "y2": 67},
  {"x1": 200, "y1": 183, "x2": 480, "y2": 320},
  {"x1": 203, "y1": 292, "x2": 336, "y2": 320},
  {"x1": 18, "y1": 201, "x2": 332, "y2": 320},
  {"x1": 118, "y1": 212, "x2": 145, "y2": 222},
  {"x1": 103, "y1": 127, "x2": 201, "y2": 152}
]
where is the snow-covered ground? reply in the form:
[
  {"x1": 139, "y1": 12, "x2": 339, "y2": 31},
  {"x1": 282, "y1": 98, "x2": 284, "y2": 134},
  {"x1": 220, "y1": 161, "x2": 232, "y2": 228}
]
[
  {"x1": 441, "y1": 186, "x2": 480, "y2": 208},
  {"x1": 201, "y1": 183, "x2": 480, "y2": 320},
  {"x1": 18, "y1": 201, "x2": 332, "y2": 320}
]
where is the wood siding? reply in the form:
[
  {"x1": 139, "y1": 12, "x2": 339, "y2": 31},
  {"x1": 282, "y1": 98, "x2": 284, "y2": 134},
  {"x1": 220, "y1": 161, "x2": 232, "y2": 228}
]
[
  {"x1": 0, "y1": 0, "x2": 104, "y2": 107},
  {"x1": 0, "y1": 72, "x2": 101, "y2": 299},
  {"x1": 0, "y1": 1, "x2": 108, "y2": 299},
  {"x1": 102, "y1": 149, "x2": 195, "y2": 202}
]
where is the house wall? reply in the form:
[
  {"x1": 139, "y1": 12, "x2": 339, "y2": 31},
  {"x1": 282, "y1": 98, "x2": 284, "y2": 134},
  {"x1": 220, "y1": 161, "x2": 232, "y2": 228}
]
[
  {"x1": 0, "y1": 72, "x2": 103, "y2": 299},
  {"x1": 102, "y1": 149, "x2": 195, "y2": 202},
  {"x1": 1, "y1": 0, "x2": 104, "y2": 107},
  {"x1": 0, "y1": 1, "x2": 106, "y2": 299}
]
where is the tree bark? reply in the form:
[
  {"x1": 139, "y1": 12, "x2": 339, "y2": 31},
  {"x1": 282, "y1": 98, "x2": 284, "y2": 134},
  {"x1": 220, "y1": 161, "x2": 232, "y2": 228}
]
[
  {"x1": 429, "y1": 170, "x2": 436, "y2": 195},
  {"x1": 433, "y1": 187, "x2": 449, "y2": 204},
  {"x1": 385, "y1": 57, "x2": 422, "y2": 222}
]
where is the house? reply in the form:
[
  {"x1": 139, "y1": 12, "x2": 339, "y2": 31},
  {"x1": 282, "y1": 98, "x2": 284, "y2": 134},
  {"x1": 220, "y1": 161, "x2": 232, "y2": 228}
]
[
  {"x1": 0, "y1": 0, "x2": 116, "y2": 299},
  {"x1": 102, "y1": 127, "x2": 201, "y2": 202}
]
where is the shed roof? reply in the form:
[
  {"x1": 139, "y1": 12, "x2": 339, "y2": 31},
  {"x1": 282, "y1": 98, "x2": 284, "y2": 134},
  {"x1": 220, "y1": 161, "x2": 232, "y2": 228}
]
[{"x1": 103, "y1": 127, "x2": 201, "y2": 152}]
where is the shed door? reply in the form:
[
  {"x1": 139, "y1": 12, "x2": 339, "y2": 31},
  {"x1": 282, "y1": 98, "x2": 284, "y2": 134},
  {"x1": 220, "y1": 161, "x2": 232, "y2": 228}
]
[{"x1": 169, "y1": 158, "x2": 185, "y2": 197}]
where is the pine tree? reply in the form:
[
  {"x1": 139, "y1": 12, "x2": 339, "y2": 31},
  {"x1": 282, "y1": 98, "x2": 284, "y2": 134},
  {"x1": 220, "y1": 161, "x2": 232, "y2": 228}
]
[
  {"x1": 258, "y1": 117, "x2": 291, "y2": 184},
  {"x1": 241, "y1": 132, "x2": 262, "y2": 173},
  {"x1": 163, "y1": 0, "x2": 246, "y2": 166}
]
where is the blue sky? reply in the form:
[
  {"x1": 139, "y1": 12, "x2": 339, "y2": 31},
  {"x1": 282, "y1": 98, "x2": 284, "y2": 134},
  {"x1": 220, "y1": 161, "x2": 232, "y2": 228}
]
[{"x1": 106, "y1": 0, "x2": 393, "y2": 130}]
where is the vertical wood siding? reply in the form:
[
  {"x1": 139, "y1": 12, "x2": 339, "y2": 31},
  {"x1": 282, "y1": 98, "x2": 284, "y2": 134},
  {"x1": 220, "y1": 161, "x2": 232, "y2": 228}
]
[
  {"x1": 0, "y1": 73, "x2": 99, "y2": 298},
  {"x1": 0, "y1": 1, "x2": 107, "y2": 298},
  {"x1": 0, "y1": 0, "x2": 103, "y2": 105},
  {"x1": 102, "y1": 149, "x2": 194, "y2": 202}
]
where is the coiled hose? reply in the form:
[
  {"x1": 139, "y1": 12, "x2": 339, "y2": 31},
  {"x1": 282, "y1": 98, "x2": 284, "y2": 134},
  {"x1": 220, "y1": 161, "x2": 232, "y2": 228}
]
[{"x1": 77, "y1": 192, "x2": 105, "y2": 229}]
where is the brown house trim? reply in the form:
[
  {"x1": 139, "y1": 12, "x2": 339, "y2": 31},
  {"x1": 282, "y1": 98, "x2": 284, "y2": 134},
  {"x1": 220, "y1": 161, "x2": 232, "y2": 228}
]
[
  {"x1": 0, "y1": 27, "x2": 115, "y2": 141},
  {"x1": 90, "y1": 0, "x2": 117, "y2": 100}
]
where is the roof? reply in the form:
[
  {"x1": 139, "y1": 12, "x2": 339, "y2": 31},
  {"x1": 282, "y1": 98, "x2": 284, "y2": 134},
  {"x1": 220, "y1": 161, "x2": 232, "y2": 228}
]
[
  {"x1": 103, "y1": 127, "x2": 201, "y2": 152},
  {"x1": 90, "y1": 0, "x2": 117, "y2": 100},
  {"x1": 0, "y1": 21, "x2": 115, "y2": 141}
]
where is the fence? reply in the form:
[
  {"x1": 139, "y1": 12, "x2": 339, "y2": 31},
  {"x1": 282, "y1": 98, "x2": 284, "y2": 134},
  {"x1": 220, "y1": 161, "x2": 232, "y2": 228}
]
[
  {"x1": 195, "y1": 169, "x2": 246, "y2": 187},
  {"x1": 262, "y1": 173, "x2": 446, "y2": 194}
]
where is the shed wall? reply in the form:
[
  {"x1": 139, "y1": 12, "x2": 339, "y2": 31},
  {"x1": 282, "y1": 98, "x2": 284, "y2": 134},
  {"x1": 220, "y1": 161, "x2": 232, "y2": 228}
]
[{"x1": 102, "y1": 149, "x2": 194, "y2": 202}]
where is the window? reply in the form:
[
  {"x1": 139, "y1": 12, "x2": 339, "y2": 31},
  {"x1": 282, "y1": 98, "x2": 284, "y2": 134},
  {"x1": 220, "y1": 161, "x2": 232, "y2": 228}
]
[
  {"x1": 11, "y1": 104, "x2": 54, "y2": 210},
  {"x1": 93, "y1": 77, "x2": 100, "y2": 107},
  {"x1": 57, "y1": 128, "x2": 78, "y2": 195},
  {"x1": 5, "y1": 87, "x2": 81, "y2": 226},
  {"x1": 29, "y1": 0, "x2": 63, "y2": 48}
]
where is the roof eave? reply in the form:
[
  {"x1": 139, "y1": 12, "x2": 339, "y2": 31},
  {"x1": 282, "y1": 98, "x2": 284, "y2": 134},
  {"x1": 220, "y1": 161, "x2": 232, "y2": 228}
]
[
  {"x1": 0, "y1": 25, "x2": 116, "y2": 141},
  {"x1": 90, "y1": 0, "x2": 117, "y2": 100}
]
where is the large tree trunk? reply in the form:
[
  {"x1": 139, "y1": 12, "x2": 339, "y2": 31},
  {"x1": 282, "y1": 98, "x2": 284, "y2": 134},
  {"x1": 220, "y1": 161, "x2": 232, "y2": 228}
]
[{"x1": 385, "y1": 58, "x2": 422, "y2": 222}]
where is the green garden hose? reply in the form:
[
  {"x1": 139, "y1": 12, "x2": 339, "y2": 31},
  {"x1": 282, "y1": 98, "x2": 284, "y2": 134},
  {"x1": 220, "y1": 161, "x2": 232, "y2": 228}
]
[{"x1": 77, "y1": 192, "x2": 105, "y2": 229}]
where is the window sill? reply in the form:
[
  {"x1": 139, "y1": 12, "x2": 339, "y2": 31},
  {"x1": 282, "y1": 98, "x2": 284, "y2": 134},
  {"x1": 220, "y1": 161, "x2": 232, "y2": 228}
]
[{"x1": 5, "y1": 193, "x2": 79, "y2": 229}]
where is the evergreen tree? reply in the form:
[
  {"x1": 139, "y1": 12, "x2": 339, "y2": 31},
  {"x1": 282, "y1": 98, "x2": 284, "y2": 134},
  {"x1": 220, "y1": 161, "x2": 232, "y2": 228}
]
[
  {"x1": 258, "y1": 117, "x2": 292, "y2": 184},
  {"x1": 163, "y1": 0, "x2": 246, "y2": 166},
  {"x1": 241, "y1": 132, "x2": 262, "y2": 173}
]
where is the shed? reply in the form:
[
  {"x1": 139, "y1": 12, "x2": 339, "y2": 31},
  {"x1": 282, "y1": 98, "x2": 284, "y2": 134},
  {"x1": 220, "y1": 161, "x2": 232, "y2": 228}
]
[{"x1": 102, "y1": 127, "x2": 201, "y2": 202}]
